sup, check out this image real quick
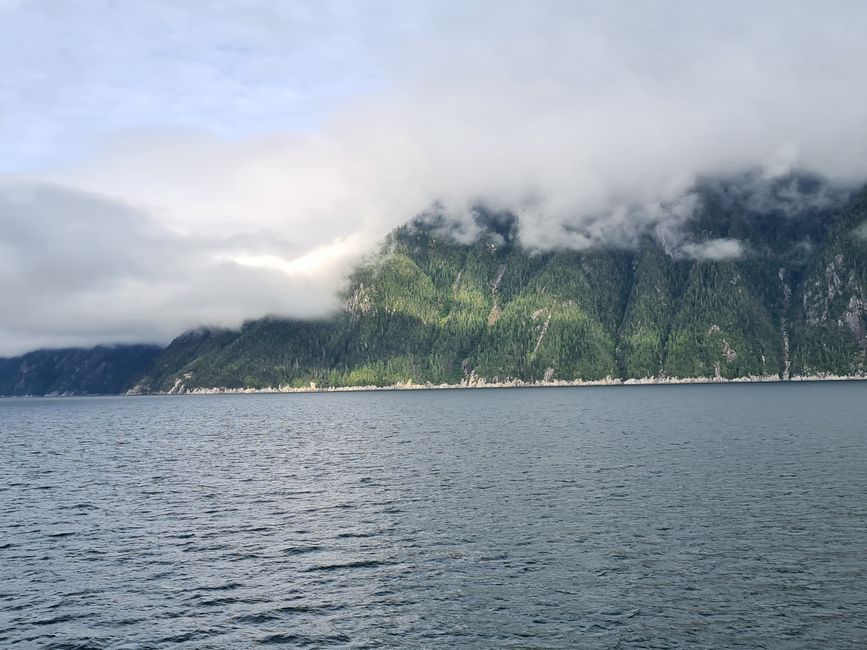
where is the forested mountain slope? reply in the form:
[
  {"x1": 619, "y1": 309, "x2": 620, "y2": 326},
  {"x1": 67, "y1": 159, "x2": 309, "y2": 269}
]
[
  {"x1": 0, "y1": 345, "x2": 161, "y2": 396},
  {"x1": 129, "y1": 176, "x2": 867, "y2": 393}
]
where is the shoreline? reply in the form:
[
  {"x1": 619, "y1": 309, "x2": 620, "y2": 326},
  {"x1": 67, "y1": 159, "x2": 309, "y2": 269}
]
[
  {"x1": 146, "y1": 373, "x2": 867, "y2": 396},
  {"x1": 4, "y1": 374, "x2": 864, "y2": 398}
]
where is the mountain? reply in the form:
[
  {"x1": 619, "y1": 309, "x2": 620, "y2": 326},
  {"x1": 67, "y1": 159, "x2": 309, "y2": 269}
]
[
  {"x1": 2, "y1": 175, "x2": 863, "y2": 397},
  {"x1": 126, "y1": 175, "x2": 867, "y2": 394},
  {"x1": 0, "y1": 345, "x2": 161, "y2": 396}
]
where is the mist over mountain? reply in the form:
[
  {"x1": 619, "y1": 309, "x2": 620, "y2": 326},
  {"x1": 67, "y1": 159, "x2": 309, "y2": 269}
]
[
  {"x1": 3, "y1": 2, "x2": 867, "y2": 355},
  {"x1": 8, "y1": 174, "x2": 855, "y2": 397},
  {"x1": 3, "y1": 171, "x2": 864, "y2": 396}
]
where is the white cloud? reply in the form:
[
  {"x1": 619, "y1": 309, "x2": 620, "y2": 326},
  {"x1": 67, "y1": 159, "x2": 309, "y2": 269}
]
[
  {"x1": 2, "y1": 1, "x2": 867, "y2": 353},
  {"x1": 0, "y1": 182, "x2": 345, "y2": 355},
  {"x1": 678, "y1": 238, "x2": 745, "y2": 261}
]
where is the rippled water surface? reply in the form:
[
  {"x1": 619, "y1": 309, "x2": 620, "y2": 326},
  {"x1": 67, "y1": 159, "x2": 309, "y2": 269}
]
[{"x1": 2, "y1": 383, "x2": 867, "y2": 648}]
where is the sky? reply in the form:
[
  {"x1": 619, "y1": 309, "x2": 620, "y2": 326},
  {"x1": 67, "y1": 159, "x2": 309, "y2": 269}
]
[{"x1": 2, "y1": 0, "x2": 867, "y2": 355}]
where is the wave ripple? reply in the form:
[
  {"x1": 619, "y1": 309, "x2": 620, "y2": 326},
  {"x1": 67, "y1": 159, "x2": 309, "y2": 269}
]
[{"x1": 2, "y1": 384, "x2": 867, "y2": 648}]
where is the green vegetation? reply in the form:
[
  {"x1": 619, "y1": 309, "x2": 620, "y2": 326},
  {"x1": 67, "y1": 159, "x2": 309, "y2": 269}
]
[
  {"x1": 790, "y1": 188, "x2": 867, "y2": 375},
  {"x1": 5, "y1": 177, "x2": 865, "y2": 395},
  {"x1": 127, "y1": 182, "x2": 866, "y2": 392},
  {"x1": 0, "y1": 345, "x2": 160, "y2": 396}
]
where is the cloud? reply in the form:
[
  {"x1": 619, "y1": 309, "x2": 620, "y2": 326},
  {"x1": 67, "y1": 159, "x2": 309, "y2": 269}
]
[
  {"x1": 0, "y1": 182, "x2": 349, "y2": 355},
  {"x1": 0, "y1": 1, "x2": 381, "y2": 171},
  {"x1": 678, "y1": 238, "x2": 745, "y2": 261},
  {"x1": 2, "y1": 1, "x2": 867, "y2": 353}
]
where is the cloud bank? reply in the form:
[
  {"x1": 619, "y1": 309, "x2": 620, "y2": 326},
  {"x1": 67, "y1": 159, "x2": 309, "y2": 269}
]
[
  {"x1": 2, "y1": 1, "x2": 867, "y2": 354},
  {"x1": 0, "y1": 182, "x2": 347, "y2": 353}
]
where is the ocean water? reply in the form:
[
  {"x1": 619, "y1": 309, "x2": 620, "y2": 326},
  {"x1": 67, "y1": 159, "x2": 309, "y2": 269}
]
[{"x1": 1, "y1": 383, "x2": 866, "y2": 648}]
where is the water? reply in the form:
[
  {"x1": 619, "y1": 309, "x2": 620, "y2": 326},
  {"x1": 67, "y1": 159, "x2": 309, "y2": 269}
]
[{"x1": 1, "y1": 383, "x2": 866, "y2": 648}]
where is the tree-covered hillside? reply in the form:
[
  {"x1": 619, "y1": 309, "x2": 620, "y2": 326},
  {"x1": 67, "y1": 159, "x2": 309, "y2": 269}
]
[
  {"x1": 128, "y1": 177, "x2": 867, "y2": 393},
  {"x1": 0, "y1": 345, "x2": 161, "y2": 396}
]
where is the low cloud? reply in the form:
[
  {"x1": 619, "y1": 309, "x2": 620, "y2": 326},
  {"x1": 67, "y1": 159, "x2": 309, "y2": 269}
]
[
  {"x1": 678, "y1": 238, "x2": 745, "y2": 261},
  {"x1": 0, "y1": 182, "x2": 350, "y2": 355},
  {"x1": 2, "y1": 1, "x2": 867, "y2": 353}
]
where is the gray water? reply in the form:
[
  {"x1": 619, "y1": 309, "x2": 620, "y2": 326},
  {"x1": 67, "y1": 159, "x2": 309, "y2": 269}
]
[{"x1": 1, "y1": 383, "x2": 866, "y2": 649}]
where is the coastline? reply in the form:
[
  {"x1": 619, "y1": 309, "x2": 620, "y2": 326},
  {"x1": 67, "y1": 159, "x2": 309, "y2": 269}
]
[
  {"x1": 2, "y1": 373, "x2": 864, "y2": 397},
  {"x1": 145, "y1": 373, "x2": 867, "y2": 396}
]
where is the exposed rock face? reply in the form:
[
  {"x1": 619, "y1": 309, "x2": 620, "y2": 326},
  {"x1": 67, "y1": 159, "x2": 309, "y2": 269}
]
[
  {"x1": 530, "y1": 307, "x2": 553, "y2": 361},
  {"x1": 805, "y1": 254, "x2": 847, "y2": 327},
  {"x1": 344, "y1": 284, "x2": 373, "y2": 315},
  {"x1": 486, "y1": 264, "x2": 507, "y2": 326},
  {"x1": 721, "y1": 339, "x2": 737, "y2": 363},
  {"x1": 843, "y1": 294, "x2": 866, "y2": 349},
  {"x1": 778, "y1": 268, "x2": 792, "y2": 380},
  {"x1": 791, "y1": 187, "x2": 867, "y2": 375}
]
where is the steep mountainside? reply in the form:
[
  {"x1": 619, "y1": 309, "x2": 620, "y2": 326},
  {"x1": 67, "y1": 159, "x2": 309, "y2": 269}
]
[
  {"x1": 128, "y1": 176, "x2": 867, "y2": 393},
  {"x1": 0, "y1": 345, "x2": 161, "y2": 396}
]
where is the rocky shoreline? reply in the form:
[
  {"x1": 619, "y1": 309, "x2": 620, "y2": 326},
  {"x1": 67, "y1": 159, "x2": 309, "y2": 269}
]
[
  {"x1": 146, "y1": 373, "x2": 867, "y2": 396},
  {"x1": 4, "y1": 373, "x2": 865, "y2": 397}
]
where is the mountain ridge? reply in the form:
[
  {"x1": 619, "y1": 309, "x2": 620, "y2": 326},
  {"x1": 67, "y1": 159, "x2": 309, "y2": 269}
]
[
  {"x1": 0, "y1": 345, "x2": 160, "y2": 396},
  {"x1": 3, "y1": 175, "x2": 866, "y2": 396},
  {"x1": 127, "y1": 176, "x2": 867, "y2": 394}
]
